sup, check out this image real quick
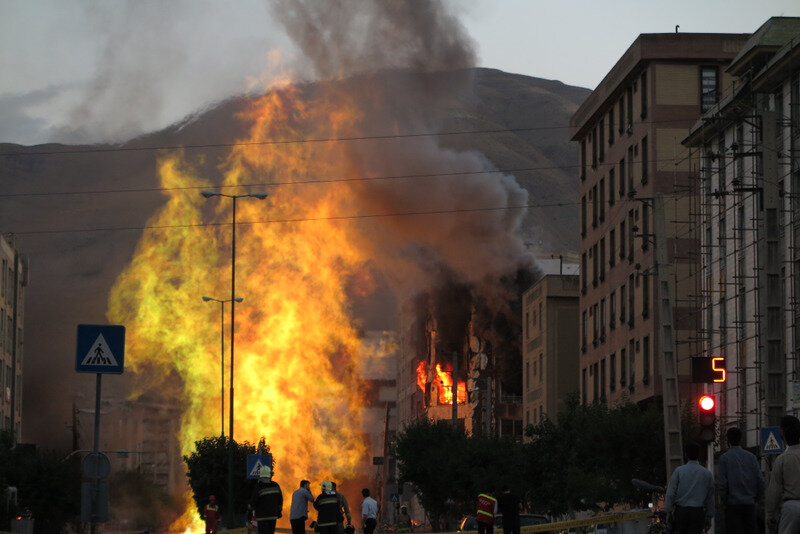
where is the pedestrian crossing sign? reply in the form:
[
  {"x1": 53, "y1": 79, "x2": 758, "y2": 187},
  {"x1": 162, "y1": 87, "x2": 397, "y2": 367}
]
[
  {"x1": 76, "y1": 325, "x2": 125, "y2": 374},
  {"x1": 761, "y1": 426, "x2": 785, "y2": 454},
  {"x1": 246, "y1": 454, "x2": 273, "y2": 479}
]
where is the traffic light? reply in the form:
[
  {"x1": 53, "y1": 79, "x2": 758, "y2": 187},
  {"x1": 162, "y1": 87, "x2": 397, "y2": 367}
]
[{"x1": 697, "y1": 394, "x2": 716, "y2": 443}]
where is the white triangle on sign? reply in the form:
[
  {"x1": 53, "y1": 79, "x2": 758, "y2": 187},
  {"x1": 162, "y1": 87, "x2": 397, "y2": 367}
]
[
  {"x1": 765, "y1": 432, "x2": 782, "y2": 451},
  {"x1": 249, "y1": 460, "x2": 265, "y2": 477},
  {"x1": 80, "y1": 334, "x2": 119, "y2": 367}
]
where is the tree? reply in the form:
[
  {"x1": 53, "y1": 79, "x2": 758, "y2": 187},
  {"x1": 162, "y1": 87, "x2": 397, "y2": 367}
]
[
  {"x1": 0, "y1": 430, "x2": 82, "y2": 533},
  {"x1": 183, "y1": 435, "x2": 272, "y2": 522},
  {"x1": 524, "y1": 394, "x2": 665, "y2": 517},
  {"x1": 395, "y1": 419, "x2": 472, "y2": 531}
]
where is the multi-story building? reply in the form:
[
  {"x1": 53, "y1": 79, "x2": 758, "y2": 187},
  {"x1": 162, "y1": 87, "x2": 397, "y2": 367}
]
[
  {"x1": 570, "y1": 32, "x2": 749, "y2": 406},
  {"x1": 682, "y1": 18, "x2": 800, "y2": 443},
  {"x1": 521, "y1": 259, "x2": 579, "y2": 428},
  {"x1": 0, "y1": 234, "x2": 27, "y2": 438}
]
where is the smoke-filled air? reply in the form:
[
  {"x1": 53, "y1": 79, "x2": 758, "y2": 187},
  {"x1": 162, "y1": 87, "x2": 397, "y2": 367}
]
[{"x1": 106, "y1": 1, "x2": 533, "y2": 531}]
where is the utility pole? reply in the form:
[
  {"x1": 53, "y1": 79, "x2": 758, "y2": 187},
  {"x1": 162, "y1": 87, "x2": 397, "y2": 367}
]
[{"x1": 654, "y1": 193, "x2": 684, "y2": 478}]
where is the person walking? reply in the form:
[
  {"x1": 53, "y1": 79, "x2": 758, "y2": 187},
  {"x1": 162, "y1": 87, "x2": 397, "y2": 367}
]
[
  {"x1": 290, "y1": 480, "x2": 315, "y2": 534},
  {"x1": 664, "y1": 442, "x2": 715, "y2": 534},
  {"x1": 249, "y1": 466, "x2": 283, "y2": 534},
  {"x1": 767, "y1": 420, "x2": 800, "y2": 533},
  {"x1": 476, "y1": 491, "x2": 497, "y2": 534},
  {"x1": 717, "y1": 427, "x2": 764, "y2": 534},
  {"x1": 360, "y1": 488, "x2": 378, "y2": 534},
  {"x1": 315, "y1": 481, "x2": 341, "y2": 534},
  {"x1": 204, "y1": 495, "x2": 220, "y2": 534},
  {"x1": 497, "y1": 486, "x2": 521, "y2": 534}
]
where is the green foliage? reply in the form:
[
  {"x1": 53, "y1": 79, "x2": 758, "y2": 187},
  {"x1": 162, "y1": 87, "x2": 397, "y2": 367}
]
[
  {"x1": 524, "y1": 394, "x2": 665, "y2": 516},
  {"x1": 0, "y1": 430, "x2": 81, "y2": 533},
  {"x1": 183, "y1": 435, "x2": 272, "y2": 522}
]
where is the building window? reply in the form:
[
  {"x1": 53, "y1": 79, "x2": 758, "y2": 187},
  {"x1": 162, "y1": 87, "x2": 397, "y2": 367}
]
[
  {"x1": 592, "y1": 128, "x2": 598, "y2": 168},
  {"x1": 610, "y1": 291, "x2": 616, "y2": 329},
  {"x1": 600, "y1": 297, "x2": 607, "y2": 340},
  {"x1": 701, "y1": 66, "x2": 719, "y2": 112},
  {"x1": 642, "y1": 203, "x2": 650, "y2": 251},
  {"x1": 599, "y1": 178, "x2": 606, "y2": 222},
  {"x1": 609, "y1": 108, "x2": 615, "y2": 145},
  {"x1": 581, "y1": 310, "x2": 587, "y2": 350},
  {"x1": 600, "y1": 238, "x2": 606, "y2": 282},
  {"x1": 581, "y1": 139, "x2": 587, "y2": 181},
  {"x1": 642, "y1": 275, "x2": 650, "y2": 319},
  {"x1": 628, "y1": 274, "x2": 635, "y2": 328},
  {"x1": 581, "y1": 253, "x2": 587, "y2": 294},
  {"x1": 618, "y1": 97, "x2": 625, "y2": 135},
  {"x1": 525, "y1": 312, "x2": 530, "y2": 340},
  {"x1": 582, "y1": 368, "x2": 587, "y2": 403},
  {"x1": 581, "y1": 195, "x2": 587, "y2": 237},
  {"x1": 643, "y1": 336, "x2": 650, "y2": 385},
  {"x1": 610, "y1": 353, "x2": 616, "y2": 391},
  {"x1": 627, "y1": 146, "x2": 634, "y2": 195},
  {"x1": 609, "y1": 230, "x2": 616, "y2": 268},
  {"x1": 592, "y1": 185, "x2": 598, "y2": 228},
  {"x1": 641, "y1": 136, "x2": 648, "y2": 184},
  {"x1": 600, "y1": 358, "x2": 607, "y2": 400},
  {"x1": 628, "y1": 210, "x2": 635, "y2": 262},
  {"x1": 592, "y1": 362, "x2": 599, "y2": 402},
  {"x1": 620, "y1": 220, "x2": 626, "y2": 259},
  {"x1": 609, "y1": 168, "x2": 615, "y2": 206},
  {"x1": 592, "y1": 244, "x2": 598, "y2": 287},
  {"x1": 619, "y1": 158, "x2": 626, "y2": 197},
  {"x1": 620, "y1": 348, "x2": 627, "y2": 387},
  {"x1": 626, "y1": 86, "x2": 633, "y2": 133},
  {"x1": 629, "y1": 339, "x2": 636, "y2": 386},
  {"x1": 640, "y1": 71, "x2": 648, "y2": 118},
  {"x1": 620, "y1": 284, "x2": 627, "y2": 323},
  {"x1": 539, "y1": 354, "x2": 543, "y2": 384},
  {"x1": 599, "y1": 119, "x2": 605, "y2": 162},
  {"x1": 526, "y1": 361, "x2": 531, "y2": 390}
]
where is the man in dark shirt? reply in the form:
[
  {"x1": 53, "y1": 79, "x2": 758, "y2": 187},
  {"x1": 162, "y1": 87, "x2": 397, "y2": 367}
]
[
  {"x1": 496, "y1": 487, "x2": 521, "y2": 534},
  {"x1": 718, "y1": 427, "x2": 764, "y2": 534}
]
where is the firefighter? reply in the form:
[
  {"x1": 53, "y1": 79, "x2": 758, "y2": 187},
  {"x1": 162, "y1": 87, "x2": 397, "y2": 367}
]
[
  {"x1": 396, "y1": 505, "x2": 412, "y2": 533},
  {"x1": 315, "y1": 481, "x2": 340, "y2": 534},
  {"x1": 204, "y1": 495, "x2": 220, "y2": 534},
  {"x1": 476, "y1": 492, "x2": 497, "y2": 534},
  {"x1": 249, "y1": 466, "x2": 283, "y2": 534}
]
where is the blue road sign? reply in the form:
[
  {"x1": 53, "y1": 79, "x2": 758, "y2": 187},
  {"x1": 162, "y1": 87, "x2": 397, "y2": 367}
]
[
  {"x1": 390, "y1": 493, "x2": 400, "y2": 504},
  {"x1": 761, "y1": 426, "x2": 785, "y2": 454},
  {"x1": 76, "y1": 325, "x2": 125, "y2": 374},
  {"x1": 246, "y1": 454, "x2": 273, "y2": 479}
]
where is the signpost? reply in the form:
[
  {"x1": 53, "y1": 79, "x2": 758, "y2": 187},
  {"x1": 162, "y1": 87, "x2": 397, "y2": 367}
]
[
  {"x1": 761, "y1": 427, "x2": 785, "y2": 455},
  {"x1": 76, "y1": 324, "x2": 125, "y2": 534},
  {"x1": 246, "y1": 454, "x2": 273, "y2": 479}
]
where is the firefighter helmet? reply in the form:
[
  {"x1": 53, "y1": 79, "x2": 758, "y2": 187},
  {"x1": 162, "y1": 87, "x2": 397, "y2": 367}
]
[
  {"x1": 321, "y1": 480, "x2": 333, "y2": 492},
  {"x1": 259, "y1": 466, "x2": 272, "y2": 479}
]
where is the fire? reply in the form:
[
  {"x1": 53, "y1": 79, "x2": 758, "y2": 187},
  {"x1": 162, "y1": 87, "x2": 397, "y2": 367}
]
[
  {"x1": 415, "y1": 361, "x2": 466, "y2": 404},
  {"x1": 107, "y1": 83, "x2": 379, "y2": 529}
]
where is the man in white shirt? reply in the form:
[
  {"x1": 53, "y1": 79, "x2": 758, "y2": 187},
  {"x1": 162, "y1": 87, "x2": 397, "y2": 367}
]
[{"x1": 361, "y1": 488, "x2": 378, "y2": 534}]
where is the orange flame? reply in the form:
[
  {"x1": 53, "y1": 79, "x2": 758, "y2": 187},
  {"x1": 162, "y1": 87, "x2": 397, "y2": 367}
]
[
  {"x1": 107, "y1": 83, "x2": 384, "y2": 530},
  {"x1": 415, "y1": 361, "x2": 466, "y2": 404}
]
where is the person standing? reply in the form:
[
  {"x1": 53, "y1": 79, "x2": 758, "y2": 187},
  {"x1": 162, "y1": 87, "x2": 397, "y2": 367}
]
[
  {"x1": 664, "y1": 442, "x2": 715, "y2": 534},
  {"x1": 476, "y1": 491, "x2": 497, "y2": 534},
  {"x1": 290, "y1": 480, "x2": 315, "y2": 534},
  {"x1": 204, "y1": 495, "x2": 220, "y2": 534},
  {"x1": 249, "y1": 466, "x2": 283, "y2": 534},
  {"x1": 315, "y1": 481, "x2": 341, "y2": 534},
  {"x1": 717, "y1": 427, "x2": 764, "y2": 534},
  {"x1": 361, "y1": 488, "x2": 378, "y2": 534},
  {"x1": 497, "y1": 486, "x2": 521, "y2": 534},
  {"x1": 767, "y1": 420, "x2": 800, "y2": 533}
]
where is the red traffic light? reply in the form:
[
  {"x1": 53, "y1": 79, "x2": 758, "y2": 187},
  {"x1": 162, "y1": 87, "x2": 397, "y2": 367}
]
[{"x1": 698, "y1": 395, "x2": 715, "y2": 412}]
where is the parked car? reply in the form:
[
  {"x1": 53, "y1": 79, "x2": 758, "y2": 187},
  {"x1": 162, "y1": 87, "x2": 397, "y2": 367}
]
[{"x1": 458, "y1": 513, "x2": 550, "y2": 532}]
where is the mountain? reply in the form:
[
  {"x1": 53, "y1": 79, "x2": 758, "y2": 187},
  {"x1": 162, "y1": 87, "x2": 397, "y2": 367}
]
[{"x1": 0, "y1": 67, "x2": 589, "y2": 447}]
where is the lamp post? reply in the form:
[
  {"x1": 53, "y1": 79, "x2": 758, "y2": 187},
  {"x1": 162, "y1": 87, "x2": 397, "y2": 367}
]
[
  {"x1": 202, "y1": 296, "x2": 243, "y2": 437},
  {"x1": 201, "y1": 190, "x2": 267, "y2": 528}
]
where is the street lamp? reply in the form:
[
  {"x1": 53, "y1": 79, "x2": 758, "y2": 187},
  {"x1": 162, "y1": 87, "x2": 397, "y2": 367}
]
[
  {"x1": 202, "y1": 296, "x2": 243, "y2": 437},
  {"x1": 201, "y1": 190, "x2": 267, "y2": 528}
]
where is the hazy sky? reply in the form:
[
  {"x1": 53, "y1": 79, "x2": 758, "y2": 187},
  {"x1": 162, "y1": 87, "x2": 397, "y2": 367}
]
[{"x1": 1, "y1": 0, "x2": 798, "y2": 145}]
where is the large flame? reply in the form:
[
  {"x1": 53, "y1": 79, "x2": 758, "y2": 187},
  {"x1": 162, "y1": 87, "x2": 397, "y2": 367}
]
[
  {"x1": 415, "y1": 361, "x2": 466, "y2": 405},
  {"x1": 108, "y1": 84, "x2": 381, "y2": 530}
]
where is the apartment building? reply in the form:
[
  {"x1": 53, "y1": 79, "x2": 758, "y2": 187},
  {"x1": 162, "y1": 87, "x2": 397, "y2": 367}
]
[
  {"x1": 570, "y1": 33, "x2": 749, "y2": 406},
  {"x1": 521, "y1": 259, "x2": 579, "y2": 428},
  {"x1": 682, "y1": 18, "x2": 800, "y2": 442},
  {"x1": 0, "y1": 234, "x2": 27, "y2": 438}
]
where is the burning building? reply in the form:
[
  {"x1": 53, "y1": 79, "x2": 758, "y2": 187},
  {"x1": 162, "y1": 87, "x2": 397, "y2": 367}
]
[{"x1": 398, "y1": 274, "x2": 531, "y2": 438}]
